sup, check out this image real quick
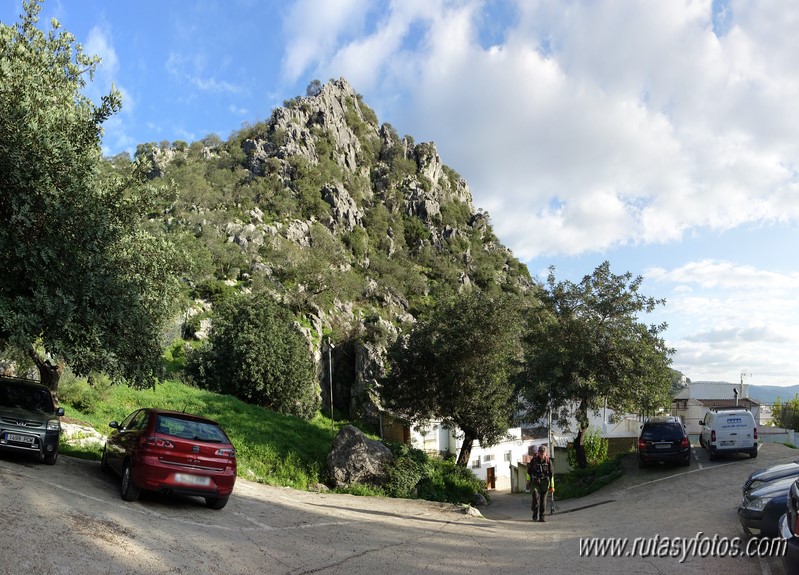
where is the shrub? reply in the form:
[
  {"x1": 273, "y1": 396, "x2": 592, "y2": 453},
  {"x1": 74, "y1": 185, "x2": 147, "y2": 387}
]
[
  {"x1": 416, "y1": 457, "x2": 487, "y2": 504},
  {"x1": 185, "y1": 293, "x2": 320, "y2": 419},
  {"x1": 383, "y1": 443, "x2": 428, "y2": 499},
  {"x1": 57, "y1": 372, "x2": 111, "y2": 414},
  {"x1": 566, "y1": 427, "x2": 609, "y2": 468}
]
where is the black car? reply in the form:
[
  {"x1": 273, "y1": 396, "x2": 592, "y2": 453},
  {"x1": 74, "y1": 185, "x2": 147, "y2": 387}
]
[
  {"x1": 779, "y1": 479, "x2": 799, "y2": 575},
  {"x1": 743, "y1": 459, "x2": 799, "y2": 497},
  {"x1": 0, "y1": 376, "x2": 64, "y2": 464},
  {"x1": 637, "y1": 415, "x2": 691, "y2": 468},
  {"x1": 738, "y1": 475, "x2": 794, "y2": 537}
]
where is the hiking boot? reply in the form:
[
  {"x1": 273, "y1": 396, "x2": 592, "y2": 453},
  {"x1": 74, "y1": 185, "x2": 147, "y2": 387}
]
[{"x1": 538, "y1": 515, "x2": 546, "y2": 522}]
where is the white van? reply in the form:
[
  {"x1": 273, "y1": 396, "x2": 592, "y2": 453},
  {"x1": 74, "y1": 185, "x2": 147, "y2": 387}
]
[{"x1": 699, "y1": 409, "x2": 758, "y2": 460}]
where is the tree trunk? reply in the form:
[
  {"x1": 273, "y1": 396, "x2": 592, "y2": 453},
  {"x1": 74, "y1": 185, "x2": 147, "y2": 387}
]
[
  {"x1": 572, "y1": 397, "x2": 590, "y2": 469},
  {"x1": 574, "y1": 427, "x2": 588, "y2": 469},
  {"x1": 28, "y1": 348, "x2": 64, "y2": 405},
  {"x1": 456, "y1": 430, "x2": 477, "y2": 467}
]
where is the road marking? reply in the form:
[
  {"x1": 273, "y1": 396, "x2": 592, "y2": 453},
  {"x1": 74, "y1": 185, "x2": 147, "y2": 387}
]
[{"x1": 622, "y1": 459, "x2": 743, "y2": 491}]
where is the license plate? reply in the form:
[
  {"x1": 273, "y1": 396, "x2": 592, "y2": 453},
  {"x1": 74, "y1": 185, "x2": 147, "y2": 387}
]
[
  {"x1": 655, "y1": 443, "x2": 670, "y2": 449},
  {"x1": 6, "y1": 433, "x2": 35, "y2": 444},
  {"x1": 720, "y1": 440, "x2": 735, "y2": 446},
  {"x1": 174, "y1": 473, "x2": 211, "y2": 487}
]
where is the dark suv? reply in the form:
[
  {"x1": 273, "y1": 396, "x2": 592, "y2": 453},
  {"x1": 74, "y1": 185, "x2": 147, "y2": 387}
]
[
  {"x1": 0, "y1": 376, "x2": 64, "y2": 464},
  {"x1": 637, "y1": 415, "x2": 691, "y2": 468}
]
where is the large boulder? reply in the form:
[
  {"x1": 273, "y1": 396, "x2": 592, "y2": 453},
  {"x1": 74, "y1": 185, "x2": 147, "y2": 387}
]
[{"x1": 327, "y1": 425, "x2": 393, "y2": 488}]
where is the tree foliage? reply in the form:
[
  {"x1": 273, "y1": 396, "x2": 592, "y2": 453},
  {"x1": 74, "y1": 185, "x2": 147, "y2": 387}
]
[
  {"x1": 186, "y1": 293, "x2": 320, "y2": 419},
  {"x1": 771, "y1": 396, "x2": 799, "y2": 431},
  {"x1": 0, "y1": 0, "x2": 181, "y2": 390},
  {"x1": 380, "y1": 289, "x2": 527, "y2": 466},
  {"x1": 520, "y1": 261, "x2": 673, "y2": 467}
]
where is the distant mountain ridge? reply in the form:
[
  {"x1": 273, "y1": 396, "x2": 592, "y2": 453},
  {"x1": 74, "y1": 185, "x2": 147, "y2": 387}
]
[{"x1": 748, "y1": 385, "x2": 799, "y2": 404}]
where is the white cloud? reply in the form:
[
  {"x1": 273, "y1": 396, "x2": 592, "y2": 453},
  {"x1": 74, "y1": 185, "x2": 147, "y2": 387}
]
[
  {"x1": 294, "y1": 1, "x2": 799, "y2": 261},
  {"x1": 166, "y1": 52, "x2": 242, "y2": 94},
  {"x1": 643, "y1": 259, "x2": 799, "y2": 386},
  {"x1": 281, "y1": 0, "x2": 373, "y2": 82}
]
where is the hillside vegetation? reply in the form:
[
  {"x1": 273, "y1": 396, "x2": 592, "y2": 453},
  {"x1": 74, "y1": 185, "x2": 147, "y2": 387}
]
[{"x1": 58, "y1": 374, "x2": 486, "y2": 503}]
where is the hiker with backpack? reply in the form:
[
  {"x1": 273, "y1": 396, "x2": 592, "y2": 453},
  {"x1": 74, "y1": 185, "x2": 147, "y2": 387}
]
[{"x1": 527, "y1": 444, "x2": 554, "y2": 522}]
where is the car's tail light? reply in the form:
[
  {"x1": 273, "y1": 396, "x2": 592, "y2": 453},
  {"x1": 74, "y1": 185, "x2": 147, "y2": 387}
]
[
  {"x1": 216, "y1": 447, "x2": 236, "y2": 458},
  {"x1": 754, "y1": 427, "x2": 758, "y2": 440},
  {"x1": 711, "y1": 430, "x2": 716, "y2": 442},
  {"x1": 680, "y1": 437, "x2": 689, "y2": 448},
  {"x1": 144, "y1": 436, "x2": 174, "y2": 448},
  {"x1": 637, "y1": 439, "x2": 647, "y2": 450}
]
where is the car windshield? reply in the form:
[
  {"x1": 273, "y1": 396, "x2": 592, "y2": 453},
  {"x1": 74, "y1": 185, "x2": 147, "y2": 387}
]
[
  {"x1": 155, "y1": 415, "x2": 227, "y2": 443},
  {"x1": 641, "y1": 422, "x2": 684, "y2": 440},
  {"x1": 0, "y1": 383, "x2": 54, "y2": 413}
]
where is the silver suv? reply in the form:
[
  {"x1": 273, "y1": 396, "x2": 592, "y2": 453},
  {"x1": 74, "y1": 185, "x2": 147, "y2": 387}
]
[{"x1": 0, "y1": 376, "x2": 64, "y2": 464}]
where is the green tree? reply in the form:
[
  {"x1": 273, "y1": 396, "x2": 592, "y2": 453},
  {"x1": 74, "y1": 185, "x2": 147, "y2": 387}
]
[
  {"x1": 0, "y1": 1, "x2": 181, "y2": 395},
  {"x1": 521, "y1": 262, "x2": 673, "y2": 468},
  {"x1": 186, "y1": 293, "x2": 320, "y2": 419},
  {"x1": 380, "y1": 289, "x2": 526, "y2": 467},
  {"x1": 772, "y1": 396, "x2": 799, "y2": 431}
]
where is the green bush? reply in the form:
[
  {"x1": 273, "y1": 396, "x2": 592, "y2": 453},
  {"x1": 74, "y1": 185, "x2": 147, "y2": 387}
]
[
  {"x1": 384, "y1": 443, "x2": 427, "y2": 499},
  {"x1": 185, "y1": 293, "x2": 320, "y2": 419},
  {"x1": 566, "y1": 427, "x2": 609, "y2": 468},
  {"x1": 416, "y1": 457, "x2": 487, "y2": 504},
  {"x1": 57, "y1": 372, "x2": 111, "y2": 414},
  {"x1": 555, "y1": 456, "x2": 624, "y2": 500}
]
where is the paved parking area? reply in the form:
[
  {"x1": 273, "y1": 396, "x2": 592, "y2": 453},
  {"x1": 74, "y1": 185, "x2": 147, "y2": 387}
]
[{"x1": 482, "y1": 441, "x2": 795, "y2": 574}]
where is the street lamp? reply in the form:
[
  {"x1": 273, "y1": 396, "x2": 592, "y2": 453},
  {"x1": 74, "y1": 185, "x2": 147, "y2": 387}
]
[{"x1": 327, "y1": 338, "x2": 335, "y2": 438}]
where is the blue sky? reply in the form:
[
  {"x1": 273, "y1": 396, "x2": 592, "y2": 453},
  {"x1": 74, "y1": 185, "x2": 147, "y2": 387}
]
[{"x1": 3, "y1": 0, "x2": 799, "y2": 388}]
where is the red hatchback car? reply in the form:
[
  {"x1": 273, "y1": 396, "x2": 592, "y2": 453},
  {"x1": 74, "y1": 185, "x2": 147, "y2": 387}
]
[{"x1": 101, "y1": 408, "x2": 237, "y2": 509}]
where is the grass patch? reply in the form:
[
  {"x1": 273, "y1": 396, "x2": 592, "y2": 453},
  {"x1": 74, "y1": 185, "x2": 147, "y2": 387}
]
[
  {"x1": 57, "y1": 377, "x2": 488, "y2": 504},
  {"x1": 58, "y1": 377, "x2": 346, "y2": 490},
  {"x1": 553, "y1": 456, "x2": 625, "y2": 500}
]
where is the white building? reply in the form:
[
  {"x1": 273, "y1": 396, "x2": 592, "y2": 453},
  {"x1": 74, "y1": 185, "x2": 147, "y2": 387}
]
[
  {"x1": 672, "y1": 381, "x2": 763, "y2": 435},
  {"x1": 382, "y1": 418, "x2": 539, "y2": 491}
]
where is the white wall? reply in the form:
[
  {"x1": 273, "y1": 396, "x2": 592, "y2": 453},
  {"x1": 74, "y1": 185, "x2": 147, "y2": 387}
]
[{"x1": 408, "y1": 423, "x2": 538, "y2": 490}]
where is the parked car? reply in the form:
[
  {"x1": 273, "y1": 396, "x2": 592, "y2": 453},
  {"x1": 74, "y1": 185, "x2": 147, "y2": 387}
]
[
  {"x1": 738, "y1": 475, "x2": 794, "y2": 537},
  {"x1": 101, "y1": 408, "x2": 237, "y2": 509},
  {"x1": 743, "y1": 459, "x2": 799, "y2": 497},
  {"x1": 637, "y1": 415, "x2": 691, "y2": 468},
  {"x1": 778, "y1": 479, "x2": 799, "y2": 575},
  {"x1": 699, "y1": 408, "x2": 758, "y2": 460},
  {"x1": 0, "y1": 376, "x2": 64, "y2": 465}
]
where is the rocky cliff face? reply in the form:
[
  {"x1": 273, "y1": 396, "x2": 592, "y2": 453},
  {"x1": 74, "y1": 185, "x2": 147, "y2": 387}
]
[{"x1": 145, "y1": 78, "x2": 533, "y2": 422}]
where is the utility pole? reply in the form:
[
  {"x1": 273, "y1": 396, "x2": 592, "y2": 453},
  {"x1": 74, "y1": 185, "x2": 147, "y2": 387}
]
[{"x1": 328, "y1": 338, "x2": 335, "y2": 438}]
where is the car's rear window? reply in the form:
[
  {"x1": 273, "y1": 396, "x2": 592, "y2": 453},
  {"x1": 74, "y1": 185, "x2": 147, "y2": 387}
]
[
  {"x1": 0, "y1": 383, "x2": 54, "y2": 413},
  {"x1": 155, "y1": 415, "x2": 227, "y2": 443},
  {"x1": 641, "y1": 422, "x2": 684, "y2": 440}
]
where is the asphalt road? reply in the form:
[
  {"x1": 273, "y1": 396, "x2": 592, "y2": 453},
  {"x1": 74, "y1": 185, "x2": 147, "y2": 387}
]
[{"x1": 0, "y1": 441, "x2": 793, "y2": 575}]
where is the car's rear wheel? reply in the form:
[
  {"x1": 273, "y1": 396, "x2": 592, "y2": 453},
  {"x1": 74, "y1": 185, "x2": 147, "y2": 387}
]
[
  {"x1": 708, "y1": 449, "x2": 717, "y2": 461},
  {"x1": 205, "y1": 495, "x2": 229, "y2": 510},
  {"x1": 121, "y1": 461, "x2": 140, "y2": 502},
  {"x1": 750, "y1": 448, "x2": 758, "y2": 459}
]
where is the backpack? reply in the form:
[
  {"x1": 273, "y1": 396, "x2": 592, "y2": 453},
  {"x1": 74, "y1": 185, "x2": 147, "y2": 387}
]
[{"x1": 530, "y1": 454, "x2": 549, "y2": 479}]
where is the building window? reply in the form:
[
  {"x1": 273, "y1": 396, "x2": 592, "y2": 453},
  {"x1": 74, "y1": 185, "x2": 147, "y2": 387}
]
[
  {"x1": 483, "y1": 454, "x2": 495, "y2": 463},
  {"x1": 471, "y1": 458, "x2": 481, "y2": 469},
  {"x1": 504, "y1": 450, "x2": 512, "y2": 462}
]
